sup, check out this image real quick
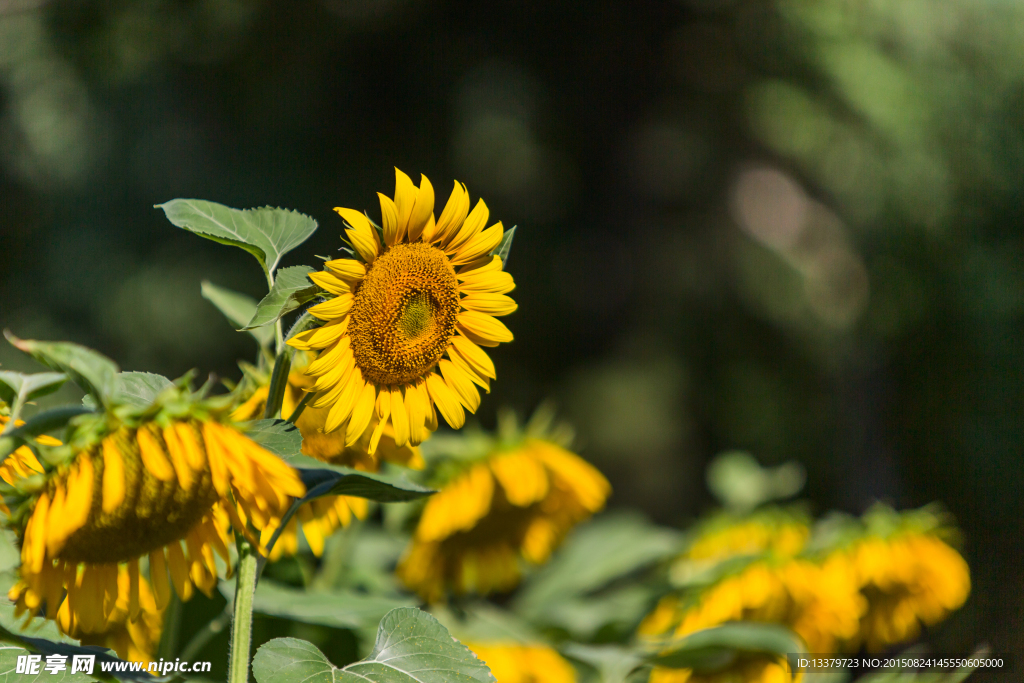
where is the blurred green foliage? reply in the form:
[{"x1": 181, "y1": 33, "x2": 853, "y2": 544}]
[{"x1": 0, "y1": 0, "x2": 1021, "y2": 679}]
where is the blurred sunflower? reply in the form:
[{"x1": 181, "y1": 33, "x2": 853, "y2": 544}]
[
  {"x1": 5, "y1": 389, "x2": 304, "y2": 635},
  {"x1": 60, "y1": 569, "x2": 163, "y2": 663},
  {"x1": 845, "y1": 531, "x2": 970, "y2": 650},
  {"x1": 670, "y1": 508, "x2": 810, "y2": 586},
  {"x1": 464, "y1": 641, "x2": 577, "y2": 683},
  {"x1": 649, "y1": 656, "x2": 798, "y2": 683},
  {"x1": 640, "y1": 558, "x2": 865, "y2": 671},
  {"x1": 289, "y1": 168, "x2": 515, "y2": 453},
  {"x1": 397, "y1": 416, "x2": 609, "y2": 602},
  {"x1": 232, "y1": 365, "x2": 423, "y2": 559},
  {"x1": 0, "y1": 414, "x2": 59, "y2": 514}
]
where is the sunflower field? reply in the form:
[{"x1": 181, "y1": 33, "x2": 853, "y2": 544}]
[{"x1": 1, "y1": 1, "x2": 1021, "y2": 682}]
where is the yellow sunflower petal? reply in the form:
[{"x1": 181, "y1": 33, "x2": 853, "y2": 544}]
[
  {"x1": 334, "y1": 207, "x2": 381, "y2": 263},
  {"x1": 309, "y1": 271, "x2": 352, "y2": 296},
  {"x1": 404, "y1": 381, "x2": 428, "y2": 446},
  {"x1": 425, "y1": 372, "x2": 465, "y2": 428},
  {"x1": 457, "y1": 310, "x2": 514, "y2": 344},
  {"x1": 434, "y1": 181, "x2": 470, "y2": 244},
  {"x1": 457, "y1": 253, "x2": 503, "y2": 277},
  {"x1": 390, "y1": 387, "x2": 410, "y2": 447},
  {"x1": 439, "y1": 359, "x2": 481, "y2": 412},
  {"x1": 149, "y1": 549, "x2": 171, "y2": 610},
  {"x1": 378, "y1": 192, "x2": 401, "y2": 246},
  {"x1": 368, "y1": 390, "x2": 391, "y2": 455},
  {"x1": 288, "y1": 317, "x2": 349, "y2": 351},
  {"x1": 101, "y1": 437, "x2": 126, "y2": 514},
  {"x1": 446, "y1": 199, "x2": 488, "y2": 253},
  {"x1": 136, "y1": 427, "x2": 175, "y2": 482},
  {"x1": 325, "y1": 259, "x2": 366, "y2": 281},
  {"x1": 450, "y1": 335, "x2": 497, "y2": 379},
  {"x1": 407, "y1": 174, "x2": 435, "y2": 242},
  {"x1": 461, "y1": 292, "x2": 518, "y2": 316},
  {"x1": 452, "y1": 223, "x2": 503, "y2": 266},
  {"x1": 458, "y1": 269, "x2": 515, "y2": 295},
  {"x1": 309, "y1": 294, "x2": 353, "y2": 321},
  {"x1": 345, "y1": 382, "x2": 378, "y2": 446}
]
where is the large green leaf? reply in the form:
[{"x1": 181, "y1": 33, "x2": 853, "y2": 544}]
[
  {"x1": 649, "y1": 622, "x2": 804, "y2": 674},
  {"x1": 252, "y1": 608, "x2": 495, "y2": 683},
  {"x1": 287, "y1": 455, "x2": 434, "y2": 502},
  {"x1": 200, "y1": 281, "x2": 275, "y2": 348},
  {"x1": 0, "y1": 645, "x2": 95, "y2": 683},
  {"x1": 156, "y1": 200, "x2": 317, "y2": 277},
  {"x1": 513, "y1": 512, "x2": 680, "y2": 624},
  {"x1": 245, "y1": 419, "x2": 303, "y2": 458},
  {"x1": 111, "y1": 372, "x2": 174, "y2": 408},
  {"x1": 0, "y1": 372, "x2": 67, "y2": 407},
  {"x1": 231, "y1": 579, "x2": 415, "y2": 630},
  {"x1": 4, "y1": 335, "x2": 118, "y2": 409},
  {"x1": 243, "y1": 266, "x2": 318, "y2": 329}
]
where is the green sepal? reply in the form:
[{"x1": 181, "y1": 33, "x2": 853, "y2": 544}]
[{"x1": 492, "y1": 225, "x2": 516, "y2": 268}]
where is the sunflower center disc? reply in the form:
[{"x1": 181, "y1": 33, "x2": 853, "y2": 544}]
[
  {"x1": 348, "y1": 242, "x2": 460, "y2": 386},
  {"x1": 55, "y1": 429, "x2": 219, "y2": 564}
]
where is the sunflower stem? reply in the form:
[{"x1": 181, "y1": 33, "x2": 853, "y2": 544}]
[
  {"x1": 263, "y1": 350, "x2": 292, "y2": 420},
  {"x1": 227, "y1": 534, "x2": 259, "y2": 683}
]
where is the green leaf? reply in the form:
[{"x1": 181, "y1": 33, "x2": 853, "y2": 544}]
[
  {"x1": 0, "y1": 372, "x2": 66, "y2": 407},
  {"x1": 563, "y1": 644, "x2": 645, "y2": 683},
  {"x1": 0, "y1": 644, "x2": 95, "y2": 683},
  {"x1": 650, "y1": 622, "x2": 804, "y2": 674},
  {"x1": 243, "y1": 266, "x2": 318, "y2": 330},
  {"x1": 111, "y1": 372, "x2": 174, "y2": 409},
  {"x1": 230, "y1": 579, "x2": 415, "y2": 631},
  {"x1": 200, "y1": 281, "x2": 275, "y2": 348},
  {"x1": 4, "y1": 334, "x2": 118, "y2": 409},
  {"x1": 514, "y1": 512, "x2": 681, "y2": 625},
  {"x1": 245, "y1": 419, "x2": 303, "y2": 458},
  {"x1": 287, "y1": 455, "x2": 434, "y2": 502},
  {"x1": 156, "y1": 199, "x2": 318, "y2": 277},
  {"x1": 251, "y1": 608, "x2": 495, "y2": 683},
  {"x1": 492, "y1": 225, "x2": 516, "y2": 268}
]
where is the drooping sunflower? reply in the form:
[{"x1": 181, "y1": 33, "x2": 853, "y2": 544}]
[
  {"x1": 5, "y1": 388, "x2": 304, "y2": 635},
  {"x1": 464, "y1": 641, "x2": 577, "y2": 683},
  {"x1": 288, "y1": 169, "x2": 516, "y2": 454},
  {"x1": 396, "y1": 417, "x2": 610, "y2": 602},
  {"x1": 669, "y1": 508, "x2": 810, "y2": 586},
  {"x1": 640, "y1": 558, "x2": 865, "y2": 679},
  {"x1": 844, "y1": 531, "x2": 970, "y2": 650},
  {"x1": 231, "y1": 364, "x2": 423, "y2": 559},
  {"x1": 59, "y1": 569, "x2": 163, "y2": 664}
]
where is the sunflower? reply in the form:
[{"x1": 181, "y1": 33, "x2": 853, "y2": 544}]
[
  {"x1": 670, "y1": 509, "x2": 810, "y2": 586},
  {"x1": 5, "y1": 392, "x2": 304, "y2": 635},
  {"x1": 649, "y1": 656, "x2": 798, "y2": 683},
  {"x1": 231, "y1": 363, "x2": 424, "y2": 560},
  {"x1": 288, "y1": 169, "x2": 516, "y2": 454},
  {"x1": 464, "y1": 641, "x2": 577, "y2": 683},
  {"x1": 640, "y1": 558, "x2": 865, "y2": 672},
  {"x1": 845, "y1": 532, "x2": 970, "y2": 650},
  {"x1": 59, "y1": 569, "x2": 163, "y2": 664},
  {"x1": 396, "y1": 432, "x2": 610, "y2": 602},
  {"x1": 0, "y1": 414, "x2": 58, "y2": 515}
]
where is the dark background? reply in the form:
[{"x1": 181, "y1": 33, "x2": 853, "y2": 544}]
[{"x1": 0, "y1": 0, "x2": 1021, "y2": 676}]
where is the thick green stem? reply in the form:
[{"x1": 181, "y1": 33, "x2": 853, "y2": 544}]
[{"x1": 227, "y1": 535, "x2": 259, "y2": 683}]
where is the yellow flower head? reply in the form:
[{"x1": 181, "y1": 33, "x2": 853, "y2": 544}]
[
  {"x1": 0, "y1": 414, "x2": 58, "y2": 514},
  {"x1": 464, "y1": 641, "x2": 577, "y2": 683},
  {"x1": 845, "y1": 532, "x2": 970, "y2": 650},
  {"x1": 649, "y1": 656, "x2": 799, "y2": 683},
  {"x1": 59, "y1": 569, "x2": 163, "y2": 664},
  {"x1": 685, "y1": 512, "x2": 810, "y2": 563},
  {"x1": 5, "y1": 393, "x2": 304, "y2": 636},
  {"x1": 288, "y1": 169, "x2": 516, "y2": 455},
  {"x1": 231, "y1": 363, "x2": 424, "y2": 560},
  {"x1": 397, "y1": 433, "x2": 609, "y2": 603},
  {"x1": 641, "y1": 558, "x2": 865, "y2": 655}
]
